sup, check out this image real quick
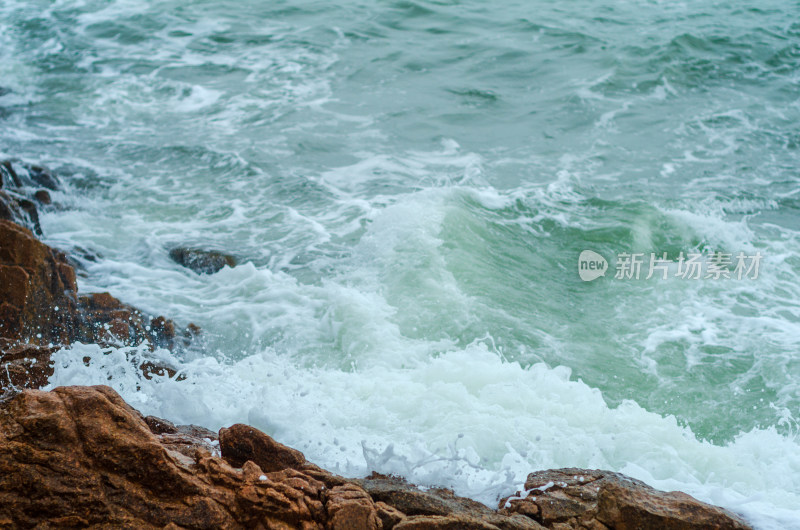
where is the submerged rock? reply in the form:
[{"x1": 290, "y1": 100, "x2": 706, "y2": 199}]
[
  {"x1": 169, "y1": 246, "x2": 237, "y2": 274},
  {"x1": 0, "y1": 159, "x2": 60, "y2": 191},
  {"x1": 0, "y1": 190, "x2": 44, "y2": 235}
]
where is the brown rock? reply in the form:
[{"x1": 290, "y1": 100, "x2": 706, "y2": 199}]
[
  {"x1": 107, "y1": 317, "x2": 131, "y2": 341},
  {"x1": 139, "y1": 360, "x2": 182, "y2": 381},
  {"x1": 376, "y1": 501, "x2": 408, "y2": 529},
  {"x1": 0, "y1": 385, "x2": 331, "y2": 529},
  {"x1": 0, "y1": 385, "x2": 754, "y2": 530},
  {"x1": 0, "y1": 216, "x2": 200, "y2": 393},
  {"x1": 82, "y1": 291, "x2": 120, "y2": 310},
  {"x1": 76, "y1": 292, "x2": 183, "y2": 350},
  {"x1": 0, "y1": 342, "x2": 56, "y2": 391},
  {"x1": 325, "y1": 483, "x2": 382, "y2": 529},
  {"x1": 33, "y1": 189, "x2": 51, "y2": 204},
  {"x1": 597, "y1": 479, "x2": 752, "y2": 530},
  {"x1": 393, "y1": 514, "x2": 499, "y2": 529},
  {"x1": 501, "y1": 468, "x2": 750, "y2": 530},
  {"x1": 220, "y1": 423, "x2": 306, "y2": 473},
  {"x1": 0, "y1": 219, "x2": 79, "y2": 347}
]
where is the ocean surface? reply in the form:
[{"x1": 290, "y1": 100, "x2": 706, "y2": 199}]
[{"x1": 2, "y1": 0, "x2": 800, "y2": 527}]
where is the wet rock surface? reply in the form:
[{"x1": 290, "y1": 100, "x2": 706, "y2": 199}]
[
  {"x1": 500, "y1": 468, "x2": 751, "y2": 530},
  {"x1": 0, "y1": 219, "x2": 194, "y2": 393},
  {"x1": 0, "y1": 219, "x2": 79, "y2": 347},
  {"x1": 169, "y1": 246, "x2": 237, "y2": 274},
  {"x1": 0, "y1": 160, "x2": 61, "y2": 236}
]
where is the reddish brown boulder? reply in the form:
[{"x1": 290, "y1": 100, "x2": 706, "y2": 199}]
[
  {"x1": 597, "y1": 479, "x2": 750, "y2": 530},
  {"x1": 325, "y1": 483, "x2": 383, "y2": 529},
  {"x1": 501, "y1": 468, "x2": 751, "y2": 530},
  {"x1": 220, "y1": 423, "x2": 307, "y2": 473},
  {"x1": 0, "y1": 219, "x2": 79, "y2": 346},
  {"x1": 0, "y1": 385, "x2": 338, "y2": 529}
]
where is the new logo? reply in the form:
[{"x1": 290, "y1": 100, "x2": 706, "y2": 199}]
[{"x1": 578, "y1": 250, "x2": 608, "y2": 282}]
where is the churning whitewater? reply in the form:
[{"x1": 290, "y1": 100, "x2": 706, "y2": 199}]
[{"x1": 2, "y1": 0, "x2": 800, "y2": 528}]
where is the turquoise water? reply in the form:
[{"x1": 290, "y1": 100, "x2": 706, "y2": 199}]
[{"x1": 2, "y1": 1, "x2": 800, "y2": 527}]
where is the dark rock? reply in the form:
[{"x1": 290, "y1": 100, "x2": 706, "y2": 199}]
[
  {"x1": 144, "y1": 414, "x2": 180, "y2": 435},
  {"x1": 0, "y1": 190, "x2": 43, "y2": 235},
  {"x1": 169, "y1": 246, "x2": 237, "y2": 274},
  {"x1": 358, "y1": 473, "x2": 543, "y2": 530},
  {"x1": 144, "y1": 415, "x2": 217, "y2": 441},
  {"x1": 34, "y1": 189, "x2": 51, "y2": 204},
  {"x1": 0, "y1": 159, "x2": 61, "y2": 191},
  {"x1": 393, "y1": 515, "x2": 501, "y2": 529},
  {"x1": 0, "y1": 192, "x2": 16, "y2": 222},
  {"x1": 377, "y1": 501, "x2": 408, "y2": 528},
  {"x1": 0, "y1": 161, "x2": 62, "y2": 235},
  {"x1": 27, "y1": 164, "x2": 60, "y2": 190},
  {"x1": 0, "y1": 161, "x2": 22, "y2": 188},
  {"x1": 16, "y1": 197, "x2": 42, "y2": 235},
  {"x1": 359, "y1": 474, "x2": 456, "y2": 517},
  {"x1": 144, "y1": 415, "x2": 219, "y2": 461},
  {"x1": 65, "y1": 245, "x2": 103, "y2": 275}
]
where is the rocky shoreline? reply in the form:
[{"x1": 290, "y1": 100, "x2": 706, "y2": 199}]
[{"x1": 0, "y1": 160, "x2": 753, "y2": 529}]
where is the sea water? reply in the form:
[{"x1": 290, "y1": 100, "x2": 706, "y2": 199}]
[{"x1": 1, "y1": 0, "x2": 799, "y2": 527}]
